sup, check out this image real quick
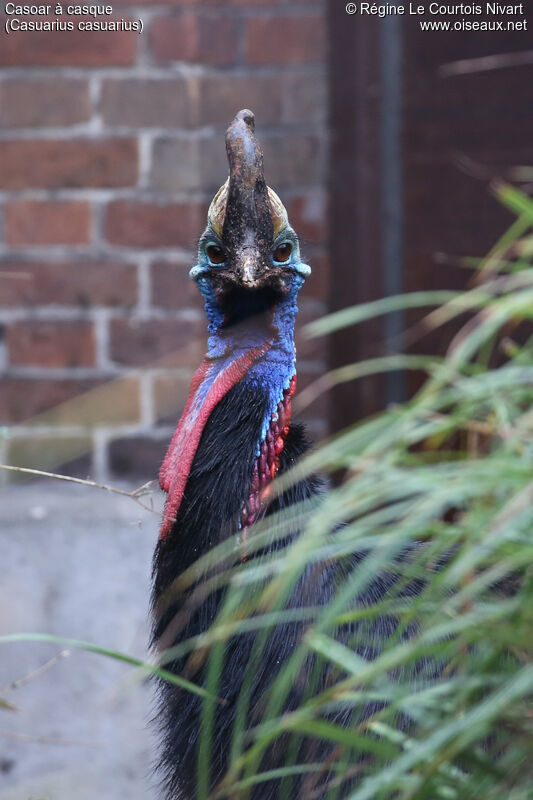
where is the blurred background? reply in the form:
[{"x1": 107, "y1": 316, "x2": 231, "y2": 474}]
[{"x1": 1, "y1": 1, "x2": 532, "y2": 797}]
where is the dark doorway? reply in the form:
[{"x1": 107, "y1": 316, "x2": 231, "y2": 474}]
[{"x1": 328, "y1": 5, "x2": 533, "y2": 431}]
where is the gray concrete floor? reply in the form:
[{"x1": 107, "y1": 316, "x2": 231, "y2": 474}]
[{"x1": 0, "y1": 480, "x2": 163, "y2": 800}]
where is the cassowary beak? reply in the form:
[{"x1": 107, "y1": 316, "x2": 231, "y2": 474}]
[{"x1": 205, "y1": 109, "x2": 289, "y2": 292}]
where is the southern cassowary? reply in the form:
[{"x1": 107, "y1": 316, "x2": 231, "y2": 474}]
[{"x1": 151, "y1": 110, "x2": 414, "y2": 799}]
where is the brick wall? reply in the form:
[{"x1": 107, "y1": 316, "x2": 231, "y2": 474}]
[{"x1": 0, "y1": 1, "x2": 329, "y2": 483}]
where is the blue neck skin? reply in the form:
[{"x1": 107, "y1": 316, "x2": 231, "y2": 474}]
[{"x1": 190, "y1": 235, "x2": 310, "y2": 448}]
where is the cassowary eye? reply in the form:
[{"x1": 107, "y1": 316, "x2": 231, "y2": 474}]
[
  {"x1": 207, "y1": 245, "x2": 225, "y2": 264},
  {"x1": 273, "y1": 242, "x2": 292, "y2": 263}
]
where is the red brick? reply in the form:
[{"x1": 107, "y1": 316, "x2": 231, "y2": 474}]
[
  {"x1": 197, "y1": 74, "x2": 282, "y2": 126},
  {"x1": 283, "y1": 71, "x2": 326, "y2": 124},
  {"x1": 245, "y1": 15, "x2": 325, "y2": 65},
  {"x1": 100, "y1": 78, "x2": 196, "y2": 128},
  {"x1": 150, "y1": 137, "x2": 226, "y2": 193},
  {"x1": 289, "y1": 192, "x2": 327, "y2": 245},
  {"x1": 6, "y1": 436, "x2": 92, "y2": 480},
  {"x1": 109, "y1": 435, "x2": 167, "y2": 480},
  {"x1": 0, "y1": 139, "x2": 137, "y2": 190},
  {"x1": 0, "y1": 79, "x2": 90, "y2": 128},
  {"x1": 261, "y1": 134, "x2": 324, "y2": 187},
  {"x1": 7, "y1": 320, "x2": 96, "y2": 368},
  {"x1": 150, "y1": 259, "x2": 202, "y2": 309},
  {"x1": 104, "y1": 200, "x2": 204, "y2": 248},
  {"x1": 0, "y1": 16, "x2": 137, "y2": 67},
  {"x1": 0, "y1": 376, "x2": 140, "y2": 425},
  {"x1": 110, "y1": 317, "x2": 204, "y2": 367},
  {"x1": 6, "y1": 201, "x2": 91, "y2": 246},
  {"x1": 0, "y1": 259, "x2": 137, "y2": 308},
  {"x1": 154, "y1": 372, "x2": 193, "y2": 425},
  {"x1": 150, "y1": 13, "x2": 238, "y2": 65}
]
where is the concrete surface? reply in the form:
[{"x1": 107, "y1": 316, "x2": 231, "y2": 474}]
[{"x1": 0, "y1": 480, "x2": 163, "y2": 800}]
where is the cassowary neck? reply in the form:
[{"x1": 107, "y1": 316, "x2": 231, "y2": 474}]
[
  {"x1": 159, "y1": 290, "x2": 300, "y2": 541},
  {"x1": 208, "y1": 290, "x2": 298, "y2": 431}
]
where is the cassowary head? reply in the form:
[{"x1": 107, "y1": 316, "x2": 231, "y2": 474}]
[{"x1": 190, "y1": 109, "x2": 310, "y2": 330}]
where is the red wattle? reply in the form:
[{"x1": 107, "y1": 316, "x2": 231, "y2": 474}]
[
  {"x1": 239, "y1": 373, "x2": 296, "y2": 545},
  {"x1": 159, "y1": 343, "x2": 272, "y2": 539}
]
